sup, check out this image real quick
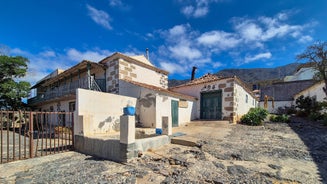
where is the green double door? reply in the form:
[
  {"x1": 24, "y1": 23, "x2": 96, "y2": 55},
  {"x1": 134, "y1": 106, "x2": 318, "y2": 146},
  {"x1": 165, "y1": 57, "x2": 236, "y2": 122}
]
[
  {"x1": 200, "y1": 91, "x2": 222, "y2": 120},
  {"x1": 171, "y1": 100, "x2": 179, "y2": 127}
]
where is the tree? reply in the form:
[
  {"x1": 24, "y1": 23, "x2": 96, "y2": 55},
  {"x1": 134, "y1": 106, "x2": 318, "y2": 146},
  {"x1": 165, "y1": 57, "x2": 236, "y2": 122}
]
[
  {"x1": 297, "y1": 41, "x2": 327, "y2": 98},
  {"x1": 0, "y1": 55, "x2": 30, "y2": 110}
]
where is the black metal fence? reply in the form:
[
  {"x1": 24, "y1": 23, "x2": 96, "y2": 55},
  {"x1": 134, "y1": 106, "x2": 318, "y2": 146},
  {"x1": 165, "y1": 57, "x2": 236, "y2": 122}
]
[{"x1": 0, "y1": 111, "x2": 74, "y2": 164}]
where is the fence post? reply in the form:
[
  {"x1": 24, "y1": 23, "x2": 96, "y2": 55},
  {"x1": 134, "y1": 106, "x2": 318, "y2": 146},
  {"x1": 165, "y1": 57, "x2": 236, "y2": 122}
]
[
  {"x1": 29, "y1": 112, "x2": 34, "y2": 158},
  {"x1": 71, "y1": 112, "x2": 74, "y2": 150}
]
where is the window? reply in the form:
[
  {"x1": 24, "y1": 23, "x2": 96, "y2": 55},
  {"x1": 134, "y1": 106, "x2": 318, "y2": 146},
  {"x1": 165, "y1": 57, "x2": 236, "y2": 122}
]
[
  {"x1": 245, "y1": 94, "x2": 248, "y2": 103},
  {"x1": 69, "y1": 101, "x2": 76, "y2": 112}
]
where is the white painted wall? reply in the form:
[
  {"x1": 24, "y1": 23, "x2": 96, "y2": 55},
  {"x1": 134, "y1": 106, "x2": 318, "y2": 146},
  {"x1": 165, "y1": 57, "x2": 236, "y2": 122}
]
[
  {"x1": 171, "y1": 78, "x2": 231, "y2": 120},
  {"x1": 75, "y1": 88, "x2": 137, "y2": 136},
  {"x1": 178, "y1": 100, "x2": 196, "y2": 126},
  {"x1": 119, "y1": 80, "x2": 195, "y2": 128},
  {"x1": 284, "y1": 67, "x2": 317, "y2": 82},
  {"x1": 234, "y1": 83, "x2": 257, "y2": 121},
  {"x1": 155, "y1": 94, "x2": 171, "y2": 128},
  {"x1": 294, "y1": 82, "x2": 325, "y2": 102},
  {"x1": 172, "y1": 78, "x2": 257, "y2": 123},
  {"x1": 119, "y1": 81, "x2": 156, "y2": 127},
  {"x1": 120, "y1": 58, "x2": 168, "y2": 89},
  {"x1": 258, "y1": 101, "x2": 294, "y2": 114},
  {"x1": 155, "y1": 95, "x2": 195, "y2": 128}
]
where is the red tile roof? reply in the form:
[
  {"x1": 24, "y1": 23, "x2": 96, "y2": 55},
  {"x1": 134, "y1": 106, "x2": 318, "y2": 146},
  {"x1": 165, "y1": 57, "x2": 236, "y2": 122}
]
[
  {"x1": 170, "y1": 73, "x2": 257, "y2": 99},
  {"x1": 99, "y1": 52, "x2": 169, "y2": 75},
  {"x1": 170, "y1": 73, "x2": 230, "y2": 89},
  {"x1": 122, "y1": 79, "x2": 197, "y2": 101}
]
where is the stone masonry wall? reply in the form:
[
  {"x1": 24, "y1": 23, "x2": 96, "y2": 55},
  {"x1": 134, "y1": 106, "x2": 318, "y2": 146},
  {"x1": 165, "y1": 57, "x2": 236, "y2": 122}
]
[
  {"x1": 199, "y1": 78, "x2": 235, "y2": 121},
  {"x1": 118, "y1": 59, "x2": 137, "y2": 82},
  {"x1": 106, "y1": 60, "x2": 119, "y2": 94}
]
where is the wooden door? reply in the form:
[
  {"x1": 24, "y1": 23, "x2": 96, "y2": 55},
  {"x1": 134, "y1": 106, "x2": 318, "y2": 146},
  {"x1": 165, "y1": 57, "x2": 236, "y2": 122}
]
[
  {"x1": 171, "y1": 100, "x2": 179, "y2": 127},
  {"x1": 200, "y1": 91, "x2": 222, "y2": 120}
]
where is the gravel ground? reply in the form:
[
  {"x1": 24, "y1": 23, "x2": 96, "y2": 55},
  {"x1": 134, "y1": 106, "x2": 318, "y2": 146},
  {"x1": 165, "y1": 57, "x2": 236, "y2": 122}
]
[
  {"x1": 0, "y1": 130, "x2": 72, "y2": 163},
  {"x1": 0, "y1": 118, "x2": 326, "y2": 184}
]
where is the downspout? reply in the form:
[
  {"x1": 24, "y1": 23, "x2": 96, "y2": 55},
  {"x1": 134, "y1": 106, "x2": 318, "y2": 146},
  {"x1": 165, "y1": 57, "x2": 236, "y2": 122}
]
[
  {"x1": 87, "y1": 62, "x2": 91, "y2": 89},
  {"x1": 104, "y1": 68, "x2": 106, "y2": 92},
  {"x1": 70, "y1": 74, "x2": 72, "y2": 92},
  {"x1": 78, "y1": 69, "x2": 80, "y2": 88}
]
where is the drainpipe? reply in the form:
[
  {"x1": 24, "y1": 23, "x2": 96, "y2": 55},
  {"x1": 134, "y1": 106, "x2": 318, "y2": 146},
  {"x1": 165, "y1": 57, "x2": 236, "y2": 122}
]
[
  {"x1": 87, "y1": 62, "x2": 91, "y2": 89},
  {"x1": 78, "y1": 69, "x2": 80, "y2": 88},
  {"x1": 104, "y1": 68, "x2": 106, "y2": 92}
]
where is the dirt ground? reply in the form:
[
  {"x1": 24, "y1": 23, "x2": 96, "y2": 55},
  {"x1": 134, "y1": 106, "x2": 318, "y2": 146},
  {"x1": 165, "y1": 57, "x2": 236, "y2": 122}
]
[
  {"x1": 132, "y1": 119, "x2": 326, "y2": 183},
  {"x1": 1, "y1": 118, "x2": 326, "y2": 183}
]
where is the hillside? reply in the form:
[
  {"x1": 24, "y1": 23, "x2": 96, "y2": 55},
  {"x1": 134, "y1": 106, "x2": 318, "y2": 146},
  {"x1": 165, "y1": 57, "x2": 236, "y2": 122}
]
[{"x1": 168, "y1": 63, "x2": 301, "y2": 87}]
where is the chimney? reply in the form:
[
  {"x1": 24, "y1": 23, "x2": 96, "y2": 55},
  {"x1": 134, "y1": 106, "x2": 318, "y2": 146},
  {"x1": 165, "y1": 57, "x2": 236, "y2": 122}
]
[
  {"x1": 145, "y1": 48, "x2": 149, "y2": 60},
  {"x1": 191, "y1": 66, "x2": 197, "y2": 81}
]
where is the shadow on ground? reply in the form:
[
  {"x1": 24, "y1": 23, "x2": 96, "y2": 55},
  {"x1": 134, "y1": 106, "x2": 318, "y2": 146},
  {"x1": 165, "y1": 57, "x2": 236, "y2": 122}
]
[{"x1": 289, "y1": 117, "x2": 327, "y2": 183}]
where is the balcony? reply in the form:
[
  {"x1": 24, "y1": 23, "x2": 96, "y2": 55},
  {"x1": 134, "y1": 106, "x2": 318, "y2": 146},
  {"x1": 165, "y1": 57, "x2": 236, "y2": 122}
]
[{"x1": 28, "y1": 77, "x2": 106, "y2": 105}]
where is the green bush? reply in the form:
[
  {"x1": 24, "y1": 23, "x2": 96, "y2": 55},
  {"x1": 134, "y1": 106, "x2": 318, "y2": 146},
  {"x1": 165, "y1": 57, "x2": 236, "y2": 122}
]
[
  {"x1": 309, "y1": 112, "x2": 324, "y2": 121},
  {"x1": 276, "y1": 106, "x2": 296, "y2": 115},
  {"x1": 323, "y1": 114, "x2": 327, "y2": 126},
  {"x1": 295, "y1": 95, "x2": 324, "y2": 117},
  {"x1": 269, "y1": 114, "x2": 290, "y2": 123},
  {"x1": 241, "y1": 108, "x2": 269, "y2": 126}
]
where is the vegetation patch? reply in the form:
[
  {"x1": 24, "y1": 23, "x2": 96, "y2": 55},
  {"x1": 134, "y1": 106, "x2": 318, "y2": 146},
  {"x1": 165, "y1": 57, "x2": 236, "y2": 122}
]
[
  {"x1": 240, "y1": 108, "x2": 268, "y2": 126},
  {"x1": 269, "y1": 114, "x2": 290, "y2": 123}
]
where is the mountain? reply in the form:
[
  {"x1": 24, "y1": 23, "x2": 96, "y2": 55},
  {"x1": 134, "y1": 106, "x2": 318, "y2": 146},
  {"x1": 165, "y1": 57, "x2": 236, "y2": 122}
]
[
  {"x1": 215, "y1": 63, "x2": 301, "y2": 83},
  {"x1": 168, "y1": 63, "x2": 302, "y2": 87}
]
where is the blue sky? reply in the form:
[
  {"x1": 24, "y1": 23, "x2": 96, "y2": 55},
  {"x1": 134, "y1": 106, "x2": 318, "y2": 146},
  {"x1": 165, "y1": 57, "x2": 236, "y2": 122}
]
[{"x1": 0, "y1": 0, "x2": 326, "y2": 85}]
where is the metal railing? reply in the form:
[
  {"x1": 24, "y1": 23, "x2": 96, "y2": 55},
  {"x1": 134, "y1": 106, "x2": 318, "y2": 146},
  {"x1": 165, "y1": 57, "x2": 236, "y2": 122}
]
[
  {"x1": 28, "y1": 77, "x2": 106, "y2": 105},
  {"x1": 0, "y1": 111, "x2": 74, "y2": 164}
]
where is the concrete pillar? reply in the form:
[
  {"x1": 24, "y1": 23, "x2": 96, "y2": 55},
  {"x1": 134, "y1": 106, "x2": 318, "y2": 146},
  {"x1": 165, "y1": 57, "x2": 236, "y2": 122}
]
[
  {"x1": 120, "y1": 115, "x2": 135, "y2": 162},
  {"x1": 162, "y1": 116, "x2": 171, "y2": 136},
  {"x1": 120, "y1": 115, "x2": 135, "y2": 144}
]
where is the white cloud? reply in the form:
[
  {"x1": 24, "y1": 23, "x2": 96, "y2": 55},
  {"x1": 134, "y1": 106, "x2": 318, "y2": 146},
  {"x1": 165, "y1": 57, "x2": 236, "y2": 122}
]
[
  {"x1": 180, "y1": 0, "x2": 221, "y2": 18},
  {"x1": 159, "y1": 62, "x2": 186, "y2": 74},
  {"x1": 66, "y1": 48, "x2": 111, "y2": 62},
  {"x1": 298, "y1": 35, "x2": 313, "y2": 43},
  {"x1": 159, "y1": 24, "x2": 203, "y2": 61},
  {"x1": 86, "y1": 4, "x2": 112, "y2": 30},
  {"x1": 234, "y1": 21, "x2": 263, "y2": 41},
  {"x1": 194, "y1": 6, "x2": 208, "y2": 17},
  {"x1": 169, "y1": 25, "x2": 187, "y2": 36},
  {"x1": 168, "y1": 43, "x2": 202, "y2": 60},
  {"x1": 181, "y1": 6, "x2": 194, "y2": 17},
  {"x1": 244, "y1": 52, "x2": 272, "y2": 63},
  {"x1": 231, "y1": 12, "x2": 312, "y2": 44},
  {"x1": 39, "y1": 50, "x2": 56, "y2": 57},
  {"x1": 197, "y1": 31, "x2": 241, "y2": 49},
  {"x1": 8, "y1": 47, "x2": 112, "y2": 85},
  {"x1": 109, "y1": 0, "x2": 123, "y2": 7},
  {"x1": 108, "y1": 0, "x2": 130, "y2": 10},
  {"x1": 212, "y1": 62, "x2": 224, "y2": 68},
  {"x1": 154, "y1": 10, "x2": 315, "y2": 76}
]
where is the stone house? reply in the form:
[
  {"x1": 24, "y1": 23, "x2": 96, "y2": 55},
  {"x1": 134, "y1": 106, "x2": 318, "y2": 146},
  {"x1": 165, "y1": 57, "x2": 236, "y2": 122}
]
[
  {"x1": 294, "y1": 81, "x2": 326, "y2": 102},
  {"x1": 284, "y1": 63, "x2": 317, "y2": 82},
  {"x1": 28, "y1": 60, "x2": 106, "y2": 113},
  {"x1": 27, "y1": 53, "x2": 260, "y2": 161},
  {"x1": 259, "y1": 80, "x2": 315, "y2": 113},
  {"x1": 28, "y1": 52, "x2": 195, "y2": 134},
  {"x1": 170, "y1": 74, "x2": 257, "y2": 123}
]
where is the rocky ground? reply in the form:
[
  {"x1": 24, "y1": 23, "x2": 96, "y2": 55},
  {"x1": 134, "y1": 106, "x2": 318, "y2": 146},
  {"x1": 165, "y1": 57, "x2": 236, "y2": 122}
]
[{"x1": 0, "y1": 118, "x2": 326, "y2": 184}]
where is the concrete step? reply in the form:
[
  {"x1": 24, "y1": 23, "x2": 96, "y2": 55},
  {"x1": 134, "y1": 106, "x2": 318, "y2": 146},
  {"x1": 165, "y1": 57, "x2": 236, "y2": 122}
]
[{"x1": 171, "y1": 136, "x2": 198, "y2": 147}]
